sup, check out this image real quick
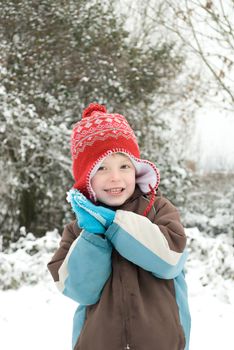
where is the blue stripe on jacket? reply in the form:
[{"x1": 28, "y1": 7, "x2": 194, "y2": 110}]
[
  {"x1": 174, "y1": 273, "x2": 191, "y2": 350},
  {"x1": 72, "y1": 305, "x2": 86, "y2": 349},
  {"x1": 105, "y1": 222, "x2": 188, "y2": 279},
  {"x1": 59, "y1": 230, "x2": 113, "y2": 304}
]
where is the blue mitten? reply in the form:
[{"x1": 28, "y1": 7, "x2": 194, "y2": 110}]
[
  {"x1": 67, "y1": 190, "x2": 106, "y2": 233},
  {"x1": 67, "y1": 189, "x2": 115, "y2": 230}
]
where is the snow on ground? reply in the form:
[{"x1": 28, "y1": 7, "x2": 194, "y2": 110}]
[{"x1": 0, "y1": 228, "x2": 233, "y2": 350}]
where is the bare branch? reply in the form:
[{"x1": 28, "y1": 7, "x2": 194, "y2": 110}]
[{"x1": 184, "y1": 0, "x2": 234, "y2": 102}]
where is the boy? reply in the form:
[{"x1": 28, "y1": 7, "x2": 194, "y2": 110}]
[{"x1": 47, "y1": 103, "x2": 191, "y2": 350}]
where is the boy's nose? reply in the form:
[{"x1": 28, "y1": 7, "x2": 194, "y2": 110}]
[{"x1": 110, "y1": 170, "x2": 121, "y2": 181}]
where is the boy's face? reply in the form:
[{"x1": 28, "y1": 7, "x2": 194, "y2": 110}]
[{"x1": 91, "y1": 153, "x2": 136, "y2": 206}]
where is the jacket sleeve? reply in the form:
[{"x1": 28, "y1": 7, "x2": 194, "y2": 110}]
[
  {"x1": 105, "y1": 196, "x2": 187, "y2": 279},
  {"x1": 47, "y1": 221, "x2": 113, "y2": 305}
]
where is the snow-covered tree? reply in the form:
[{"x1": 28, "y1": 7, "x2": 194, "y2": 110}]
[
  {"x1": 0, "y1": 0, "x2": 192, "y2": 245},
  {"x1": 0, "y1": 85, "x2": 72, "y2": 245}
]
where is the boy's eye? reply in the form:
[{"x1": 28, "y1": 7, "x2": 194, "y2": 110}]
[
  {"x1": 97, "y1": 166, "x2": 106, "y2": 171},
  {"x1": 121, "y1": 164, "x2": 131, "y2": 169}
]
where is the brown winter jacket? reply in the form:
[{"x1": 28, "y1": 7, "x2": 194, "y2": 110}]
[{"x1": 47, "y1": 188, "x2": 191, "y2": 350}]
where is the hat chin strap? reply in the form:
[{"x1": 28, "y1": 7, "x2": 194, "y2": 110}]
[{"x1": 143, "y1": 185, "x2": 156, "y2": 217}]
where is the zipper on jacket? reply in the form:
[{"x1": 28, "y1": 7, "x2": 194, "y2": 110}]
[
  {"x1": 117, "y1": 254, "x2": 131, "y2": 350},
  {"x1": 119, "y1": 272, "x2": 130, "y2": 349}
]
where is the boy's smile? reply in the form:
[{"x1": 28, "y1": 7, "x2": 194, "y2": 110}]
[
  {"x1": 91, "y1": 153, "x2": 136, "y2": 206},
  {"x1": 104, "y1": 187, "x2": 125, "y2": 195}
]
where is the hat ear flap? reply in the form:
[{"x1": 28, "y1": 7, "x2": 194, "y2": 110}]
[{"x1": 128, "y1": 157, "x2": 160, "y2": 193}]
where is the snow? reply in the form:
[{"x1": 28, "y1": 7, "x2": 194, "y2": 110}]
[{"x1": 0, "y1": 228, "x2": 233, "y2": 349}]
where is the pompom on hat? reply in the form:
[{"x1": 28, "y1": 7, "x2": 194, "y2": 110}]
[{"x1": 71, "y1": 103, "x2": 160, "y2": 215}]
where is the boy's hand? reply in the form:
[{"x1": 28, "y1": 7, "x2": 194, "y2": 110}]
[{"x1": 67, "y1": 189, "x2": 115, "y2": 233}]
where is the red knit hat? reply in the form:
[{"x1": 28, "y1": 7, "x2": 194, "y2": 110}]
[{"x1": 71, "y1": 103, "x2": 160, "y2": 212}]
